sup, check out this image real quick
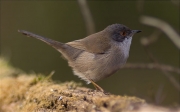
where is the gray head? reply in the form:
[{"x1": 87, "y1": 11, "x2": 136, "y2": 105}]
[{"x1": 105, "y1": 24, "x2": 141, "y2": 42}]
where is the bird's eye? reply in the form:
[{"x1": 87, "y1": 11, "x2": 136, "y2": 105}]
[{"x1": 120, "y1": 31, "x2": 127, "y2": 36}]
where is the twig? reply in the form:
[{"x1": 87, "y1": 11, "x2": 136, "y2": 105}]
[
  {"x1": 122, "y1": 63, "x2": 180, "y2": 74},
  {"x1": 140, "y1": 30, "x2": 161, "y2": 46},
  {"x1": 171, "y1": 0, "x2": 179, "y2": 7},
  {"x1": 136, "y1": 0, "x2": 144, "y2": 13},
  {"x1": 161, "y1": 70, "x2": 180, "y2": 91},
  {"x1": 78, "y1": 0, "x2": 95, "y2": 35},
  {"x1": 155, "y1": 84, "x2": 165, "y2": 105},
  {"x1": 137, "y1": 20, "x2": 180, "y2": 91},
  {"x1": 145, "y1": 44, "x2": 180, "y2": 91},
  {"x1": 140, "y1": 16, "x2": 180, "y2": 49}
]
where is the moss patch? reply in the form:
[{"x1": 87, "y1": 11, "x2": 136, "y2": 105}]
[{"x1": 0, "y1": 58, "x2": 146, "y2": 112}]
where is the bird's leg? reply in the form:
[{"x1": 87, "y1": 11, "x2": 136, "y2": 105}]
[{"x1": 89, "y1": 79, "x2": 104, "y2": 92}]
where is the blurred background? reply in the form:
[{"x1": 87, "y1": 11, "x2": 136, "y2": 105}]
[{"x1": 0, "y1": 0, "x2": 179, "y2": 106}]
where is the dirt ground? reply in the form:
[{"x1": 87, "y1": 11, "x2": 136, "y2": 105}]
[{"x1": 0, "y1": 58, "x2": 179, "y2": 112}]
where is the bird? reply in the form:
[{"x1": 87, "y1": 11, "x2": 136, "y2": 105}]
[{"x1": 18, "y1": 24, "x2": 141, "y2": 92}]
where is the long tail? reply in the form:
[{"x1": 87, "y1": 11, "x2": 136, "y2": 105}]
[
  {"x1": 18, "y1": 30, "x2": 65, "y2": 50},
  {"x1": 18, "y1": 30, "x2": 83, "y2": 61}
]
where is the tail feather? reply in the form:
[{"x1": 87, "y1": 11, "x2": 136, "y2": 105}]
[
  {"x1": 18, "y1": 30, "x2": 83, "y2": 61},
  {"x1": 18, "y1": 30, "x2": 64, "y2": 50}
]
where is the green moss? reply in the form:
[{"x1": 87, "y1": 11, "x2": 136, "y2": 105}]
[{"x1": 0, "y1": 58, "x2": 145, "y2": 112}]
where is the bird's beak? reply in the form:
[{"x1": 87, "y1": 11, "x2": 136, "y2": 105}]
[
  {"x1": 129, "y1": 30, "x2": 141, "y2": 37},
  {"x1": 131, "y1": 30, "x2": 142, "y2": 34}
]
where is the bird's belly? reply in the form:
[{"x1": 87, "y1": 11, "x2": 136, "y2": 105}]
[
  {"x1": 93, "y1": 53, "x2": 127, "y2": 81},
  {"x1": 70, "y1": 50, "x2": 128, "y2": 82}
]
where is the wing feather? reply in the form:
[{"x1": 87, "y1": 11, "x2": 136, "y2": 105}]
[{"x1": 66, "y1": 31, "x2": 111, "y2": 54}]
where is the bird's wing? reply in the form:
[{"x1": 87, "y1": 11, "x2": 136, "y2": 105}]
[
  {"x1": 66, "y1": 40, "x2": 86, "y2": 50},
  {"x1": 66, "y1": 32, "x2": 111, "y2": 54}
]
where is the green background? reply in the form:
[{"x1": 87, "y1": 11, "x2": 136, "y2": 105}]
[{"x1": 1, "y1": 0, "x2": 179, "y2": 106}]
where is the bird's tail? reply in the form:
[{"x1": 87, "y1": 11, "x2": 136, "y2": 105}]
[
  {"x1": 18, "y1": 30, "x2": 65, "y2": 50},
  {"x1": 18, "y1": 30, "x2": 83, "y2": 61}
]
